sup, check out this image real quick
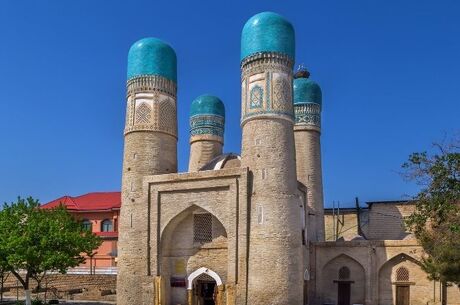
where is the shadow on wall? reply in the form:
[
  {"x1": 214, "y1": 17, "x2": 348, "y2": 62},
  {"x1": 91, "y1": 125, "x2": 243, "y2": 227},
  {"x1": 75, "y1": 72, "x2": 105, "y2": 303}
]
[
  {"x1": 160, "y1": 204, "x2": 228, "y2": 305},
  {"x1": 366, "y1": 203, "x2": 413, "y2": 240},
  {"x1": 320, "y1": 253, "x2": 366, "y2": 305}
]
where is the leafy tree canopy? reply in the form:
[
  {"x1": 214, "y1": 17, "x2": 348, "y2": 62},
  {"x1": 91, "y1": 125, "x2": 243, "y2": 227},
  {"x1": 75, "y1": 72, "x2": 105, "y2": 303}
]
[
  {"x1": 403, "y1": 137, "x2": 460, "y2": 285},
  {"x1": 0, "y1": 197, "x2": 101, "y2": 304}
]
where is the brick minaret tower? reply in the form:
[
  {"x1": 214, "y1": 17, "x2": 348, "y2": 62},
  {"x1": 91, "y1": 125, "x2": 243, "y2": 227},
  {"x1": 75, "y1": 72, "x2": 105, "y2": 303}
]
[
  {"x1": 118, "y1": 38, "x2": 178, "y2": 305},
  {"x1": 240, "y1": 12, "x2": 303, "y2": 305},
  {"x1": 293, "y1": 69, "x2": 325, "y2": 241},
  {"x1": 188, "y1": 94, "x2": 225, "y2": 171}
]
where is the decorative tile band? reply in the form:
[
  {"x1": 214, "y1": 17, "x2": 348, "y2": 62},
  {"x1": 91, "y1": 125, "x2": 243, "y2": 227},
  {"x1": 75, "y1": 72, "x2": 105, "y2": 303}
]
[
  {"x1": 240, "y1": 52, "x2": 293, "y2": 71},
  {"x1": 294, "y1": 103, "x2": 321, "y2": 128},
  {"x1": 126, "y1": 75, "x2": 177, "y2": 98},
  {"x1": 190, "y1": 115, "x2": 225, "y2": 139},
  {"x1": 241, "y1": 52, "x2": 294, "y2": 126},
  {"x1": 124, "y1": 75, "x2": 177, "y2": 138}
]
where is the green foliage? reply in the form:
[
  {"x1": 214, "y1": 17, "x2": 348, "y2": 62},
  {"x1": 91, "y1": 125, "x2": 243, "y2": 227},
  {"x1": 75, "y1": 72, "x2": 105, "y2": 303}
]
[
  {"x1": 0, "y1": 197, "x2": 101, "y2": 290},
  {"x1": 403, "y1": 138, "x2": 460, "y2": 285}
]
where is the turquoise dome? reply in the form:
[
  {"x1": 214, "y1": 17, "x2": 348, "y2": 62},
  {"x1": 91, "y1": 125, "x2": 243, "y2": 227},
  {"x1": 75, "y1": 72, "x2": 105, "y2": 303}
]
[
  {"x1": 190, "y1": 95, "x2": 225, "y2": 117},
  {"x1": 293, "y1": 78, "x2": 322, "y2": 105},
  {"x1": 127, "y1": 37, "x2": 177, "y2": 82},
  {"x1": 241, "y1": 12, "x2": 295, "y2": 61}
]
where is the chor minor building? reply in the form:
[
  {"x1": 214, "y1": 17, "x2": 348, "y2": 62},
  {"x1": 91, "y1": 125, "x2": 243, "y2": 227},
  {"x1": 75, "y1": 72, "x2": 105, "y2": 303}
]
[{"x1": 85, "y1": 11, "x2": 460, "y2": 305}]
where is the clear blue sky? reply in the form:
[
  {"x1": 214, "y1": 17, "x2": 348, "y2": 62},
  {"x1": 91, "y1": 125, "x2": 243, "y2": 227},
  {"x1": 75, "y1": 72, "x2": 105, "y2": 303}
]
[{"x1": 0, "y1": 0, "x2": 458, "y2": 207}]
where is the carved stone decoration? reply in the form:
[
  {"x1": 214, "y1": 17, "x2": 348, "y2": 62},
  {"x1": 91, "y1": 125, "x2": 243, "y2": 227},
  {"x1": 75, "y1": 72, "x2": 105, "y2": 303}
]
[
  {"x1": 125, "y1": 98, "x2": 135, "y2": 127},
  {"x1": 272, "y1": 77, "x2": 292, "y2": 114},
  {"x1": 240, "y1": 52, "x2": 294, "y2": 125},
  {"x1": 158, "y1": 98, "x2": 177, "y2": 136},
  {"x1": 124, "y1": 83, "x2": 178, "y2": 138},
  {"x1": 135, "y1": 102, "x2": 152, "y2": 124}
]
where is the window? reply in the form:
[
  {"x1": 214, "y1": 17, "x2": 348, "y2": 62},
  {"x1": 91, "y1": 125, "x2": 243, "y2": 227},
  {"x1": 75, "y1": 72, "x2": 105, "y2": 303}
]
[
  {"x1": 193, "y1": 213, "x2": 212, "y2": 243},
  {"x1": 101, "y1": 219, "x2": 113, "y2": 232},
  {"x1": 338, "y1": 266, "x2": 350, "y2": 280},
  {"x1": 396, "y1": 267, "x2": 409, "y2": 282},
  {"x1": 257, "y1": 205, "x2": 264, "y2": 224},
  {"x1": 81, "y1": 219, "x2": 92, "y2": 232}
]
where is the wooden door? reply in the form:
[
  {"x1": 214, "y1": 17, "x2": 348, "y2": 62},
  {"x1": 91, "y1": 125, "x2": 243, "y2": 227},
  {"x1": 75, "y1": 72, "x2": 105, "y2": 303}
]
[
  {"x1": 337, "y1": 282, "x2": 351, "y2": 305},
  {"x1": 396, "y1": 285, "x2": 410, "y2": 305}
]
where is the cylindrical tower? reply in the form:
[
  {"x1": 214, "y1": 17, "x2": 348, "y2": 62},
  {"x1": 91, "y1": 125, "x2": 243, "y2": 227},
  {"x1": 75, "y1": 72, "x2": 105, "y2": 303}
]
[
  {"x1": 188, "y1": 94, "x2": 225, "y2": 171},
  {"x1": 118, "y1": 38, "x2": 178, "y2": 305},
  {"x1": 240, "y1": 12, "x2": 303, "y2": 305},
  {"x1": 293, "y1": 69, "x2": 325, "y2": 241}
]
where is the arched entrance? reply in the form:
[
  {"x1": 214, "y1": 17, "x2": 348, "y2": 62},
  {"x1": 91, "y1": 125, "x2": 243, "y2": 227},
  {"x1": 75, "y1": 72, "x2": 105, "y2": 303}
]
[
  {"x1": 187, "y1": 267, "x2": 223, "y2": 305},
  {"x1": 160, "y1": 205, "x2": 228, "y2": 305},
  {"x1": 321, "y1": 254, "x2": 366, "y2": 305}
]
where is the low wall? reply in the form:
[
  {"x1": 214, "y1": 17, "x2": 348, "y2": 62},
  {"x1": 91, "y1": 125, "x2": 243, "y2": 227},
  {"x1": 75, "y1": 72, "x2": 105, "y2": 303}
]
[{"x1": 1, "y1": 274, "x2": 116, "y2": 302}]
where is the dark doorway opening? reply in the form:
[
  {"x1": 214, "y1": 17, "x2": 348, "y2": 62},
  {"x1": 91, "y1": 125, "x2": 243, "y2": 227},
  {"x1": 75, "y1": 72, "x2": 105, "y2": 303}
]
[
  {"x1": 396, "y1": 285, "x2": 410, "y2": 305},
  {"x1": 337, "y1": 282, "x2": 351, "y2": 305},
  {"x1": 196, "y1": 280, "x2": 216, "y2": 305}
]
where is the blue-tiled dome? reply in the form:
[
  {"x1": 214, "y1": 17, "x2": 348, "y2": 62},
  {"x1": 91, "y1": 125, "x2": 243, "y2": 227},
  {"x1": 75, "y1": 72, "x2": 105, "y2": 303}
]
[
  {"x1": 190, "y1": 95, "x2": 225, "y2": 117},
  {"x1": 241, "y1": 12, "x2": 295, "y2": 61},
  {"x1": 127, "y1": 37, "x2": 177, "y2": 82},
  {"x1": 293, "y1": 77, "x2": 322, "y2": 106}
]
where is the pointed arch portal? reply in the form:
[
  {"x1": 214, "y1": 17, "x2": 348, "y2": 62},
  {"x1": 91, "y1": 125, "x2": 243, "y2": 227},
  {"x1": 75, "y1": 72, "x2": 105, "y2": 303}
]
[{"x1": 187, "y1": 267, "x2": 223, "y2": 289}]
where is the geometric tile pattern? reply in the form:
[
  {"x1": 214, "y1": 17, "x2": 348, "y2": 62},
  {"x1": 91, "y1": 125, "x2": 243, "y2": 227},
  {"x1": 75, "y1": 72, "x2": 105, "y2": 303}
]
[
  {"x1": 124, "y1": 75, "x2": 178, "y2": 138},
  {"x1": 135, "y1": 102, "x2": 152, "y2": 124},
  {"x1": 272, "y1": 78, "x2": 292, "y2": 113},
  {"x1": 250, "y1": 85, "x2": 263, "y2": 109},
  {"x1": 190, "y1": 114, "x2": 225, "y2": 138},
  {"x1": 294, "y1": 103, "x2": 321, "y2": 128},
  {"x1": 240, "y1": 52, "x2": 294, "y2": 125}
]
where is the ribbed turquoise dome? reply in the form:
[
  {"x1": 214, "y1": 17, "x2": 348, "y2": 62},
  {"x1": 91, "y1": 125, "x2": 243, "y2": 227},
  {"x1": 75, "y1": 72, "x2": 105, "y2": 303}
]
[
  {"x1": 241, "y1": 12, "x2": 295, "y2": 61},
  {"x1": 294, "y1": 78, "x2": 322, "y2": 105},
  {"x1": 127, "y1": 37, "x2": 177, "y2": 82},
  {"x1": 190, "y1": 95, "x2": 225, "y2": 117}
]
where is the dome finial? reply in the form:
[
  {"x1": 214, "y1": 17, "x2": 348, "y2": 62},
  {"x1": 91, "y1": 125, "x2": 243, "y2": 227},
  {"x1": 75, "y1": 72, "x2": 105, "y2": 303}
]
[{"x1": 294, "y1": 64, "x2": 310, "y2": 79}]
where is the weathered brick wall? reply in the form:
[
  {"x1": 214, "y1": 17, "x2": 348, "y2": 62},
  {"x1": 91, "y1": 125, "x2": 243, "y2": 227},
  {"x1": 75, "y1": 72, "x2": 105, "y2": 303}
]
[
  {"x1": 324, "y1": 211, "x2": 360, "y2": 241},
  {"x1": 188, "y1": 140, "x2": 223, "y2": 172},
  {"x1": 294, "y1": 128, "x2": 325, "y2": 242}
]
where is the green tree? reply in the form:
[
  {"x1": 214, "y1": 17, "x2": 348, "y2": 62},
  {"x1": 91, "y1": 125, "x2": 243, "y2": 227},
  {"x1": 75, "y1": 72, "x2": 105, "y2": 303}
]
[
  {"x1": 0, "y1": 260, "x2": 10, "y2": 303},
  {"x1": 0, "y1": 197, "x2": 101, "y2": 305},
  {"x1": 403, "y1": 137, "x2": 460, "y2": 303}
]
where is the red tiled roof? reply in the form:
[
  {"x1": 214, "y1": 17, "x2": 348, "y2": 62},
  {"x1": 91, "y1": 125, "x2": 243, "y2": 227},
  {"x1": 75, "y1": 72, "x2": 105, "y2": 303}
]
[{"x1": 41, "y1": 192, "x2": 121, "y2": 211}]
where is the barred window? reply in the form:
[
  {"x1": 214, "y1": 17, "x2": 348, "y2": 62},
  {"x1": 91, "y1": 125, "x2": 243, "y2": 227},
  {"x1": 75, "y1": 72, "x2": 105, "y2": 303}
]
[
  {"x1": 194, "y1": 213, "x2": 213, "y2": 243},
  {"x1": 396, "y1": 267, "x2": 409, "y2": 281},
  {"x1": 338, "y1": 266, "x2": 350, "y2": 280}
]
